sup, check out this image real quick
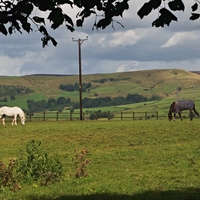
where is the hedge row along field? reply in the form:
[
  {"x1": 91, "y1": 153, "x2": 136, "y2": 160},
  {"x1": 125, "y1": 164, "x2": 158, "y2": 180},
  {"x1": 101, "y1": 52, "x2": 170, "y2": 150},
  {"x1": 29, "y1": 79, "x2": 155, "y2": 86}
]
[{"x1": 0, "y1": 120, "x2": 200, "y2": 200}]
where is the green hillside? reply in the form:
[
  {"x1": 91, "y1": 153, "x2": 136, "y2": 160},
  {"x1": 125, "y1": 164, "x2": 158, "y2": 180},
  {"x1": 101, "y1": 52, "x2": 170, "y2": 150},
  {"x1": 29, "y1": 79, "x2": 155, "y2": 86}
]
[{"x1": 1, "y1": 68, "x2": 200, "y2": 115}]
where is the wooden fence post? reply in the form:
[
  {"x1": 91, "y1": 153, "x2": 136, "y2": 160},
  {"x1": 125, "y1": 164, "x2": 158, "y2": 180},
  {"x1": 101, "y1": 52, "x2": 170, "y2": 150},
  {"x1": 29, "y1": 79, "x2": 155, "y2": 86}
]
[
  {"x1": 156, "y1": 111, "x2": 158, "y2": 120},
  {"x1": 70, "y1": 112, "x2": 72, "y2": 121},
  {"x1": 43, "y1": 112, "x2": 45, "y2": 121},
  {"x1": 133, "y1": 112, "x2": 135, "y2": 120},
  {"x1": 56, "y1": 112, "x2": 58, "y2": 121},
  {"x1": 145, "y1": 111, "x2": 147, "y2": 120},
  {"x1": 95, "y1": 112, "x2": 98, "y2": 120},
  {"x1": 121, "y1": 112, "x2": 123, "y2": 120}
]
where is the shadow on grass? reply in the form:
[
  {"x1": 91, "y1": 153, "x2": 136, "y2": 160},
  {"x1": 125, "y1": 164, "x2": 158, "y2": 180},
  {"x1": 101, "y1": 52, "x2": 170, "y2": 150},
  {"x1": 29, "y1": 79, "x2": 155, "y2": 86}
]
[{"x1": 27, "y1": 187, "x2": 200, "y2": 200}]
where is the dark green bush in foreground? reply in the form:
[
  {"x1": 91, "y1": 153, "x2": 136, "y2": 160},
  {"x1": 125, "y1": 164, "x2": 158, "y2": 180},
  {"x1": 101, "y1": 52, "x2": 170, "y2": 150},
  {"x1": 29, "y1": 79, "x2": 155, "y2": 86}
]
[{"x1": 0, "y1": 140, "x2": 64, "y2": 191}]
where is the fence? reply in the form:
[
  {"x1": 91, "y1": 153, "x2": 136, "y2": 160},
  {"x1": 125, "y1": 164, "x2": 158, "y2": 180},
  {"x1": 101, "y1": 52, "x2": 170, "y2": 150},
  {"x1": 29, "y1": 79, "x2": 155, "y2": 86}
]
[{"x1": 21, "y1": 111, "x2": 160, "y2": 121}]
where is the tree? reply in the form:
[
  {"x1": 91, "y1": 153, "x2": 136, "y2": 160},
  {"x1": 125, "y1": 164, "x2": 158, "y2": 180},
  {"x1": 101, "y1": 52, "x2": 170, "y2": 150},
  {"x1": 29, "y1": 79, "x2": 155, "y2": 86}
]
[
  {"x1": 138, "y1": 0, "x2": 199, "y2": 27},
  {"x1": 1, "y1": 1, "x2": 199, "y2": 47},
  {"x1": 0, "y1": 0, "x2": 129, "y2": 47}
]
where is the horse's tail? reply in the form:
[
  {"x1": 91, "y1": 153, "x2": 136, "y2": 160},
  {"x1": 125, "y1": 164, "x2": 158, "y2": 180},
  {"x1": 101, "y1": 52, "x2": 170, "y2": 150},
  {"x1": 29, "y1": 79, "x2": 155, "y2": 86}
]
[{"x1": 193, "y1": 105, "x2": 199, "y2": 116}]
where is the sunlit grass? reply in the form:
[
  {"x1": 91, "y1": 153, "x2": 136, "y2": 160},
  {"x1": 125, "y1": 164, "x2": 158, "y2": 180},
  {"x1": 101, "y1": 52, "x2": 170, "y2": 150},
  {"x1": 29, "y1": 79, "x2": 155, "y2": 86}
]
[{"x1": 0, "y1": 120, "x2": 200, "y2": 199}]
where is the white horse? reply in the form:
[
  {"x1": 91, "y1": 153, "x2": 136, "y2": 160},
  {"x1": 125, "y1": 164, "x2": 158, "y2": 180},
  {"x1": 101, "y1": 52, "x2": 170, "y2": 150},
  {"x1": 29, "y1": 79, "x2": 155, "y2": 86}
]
[{"x1": 0, "y1": 106, "x2": 25, "y2": 126}]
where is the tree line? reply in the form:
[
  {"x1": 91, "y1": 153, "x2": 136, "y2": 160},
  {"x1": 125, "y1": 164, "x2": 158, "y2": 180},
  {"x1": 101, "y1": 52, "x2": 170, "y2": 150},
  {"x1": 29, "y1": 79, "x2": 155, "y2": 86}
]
[
  {"x1": 25, "y1": 93, "x2": 161, "y2": 114},
  {"x1": 59, "y1": 82, "x2": 91, "y2": 92},
  {"x1": 0, "y1": 85, "x2": 33, "y2": 98}
]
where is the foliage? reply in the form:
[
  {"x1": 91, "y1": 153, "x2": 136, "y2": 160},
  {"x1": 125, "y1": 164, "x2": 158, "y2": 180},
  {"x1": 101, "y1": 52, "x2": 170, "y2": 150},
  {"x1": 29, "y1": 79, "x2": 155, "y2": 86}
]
[
  {"x1": 89, "y1": 110, "x2": 114, "y2": 120},
  {"x1": 26, "y1": 96, "x2": 71, "y2": 113},
  {"x1": 59, "y1": 82, "x2": 91, "y2": 92},
  {"x1": 0, "y1": 85, "x2": 33, "y2": 98},
  {"x1": 0, "y1": 0, "x2": 129, "y2": 47},
  {"x1": 0, "y1": 0, "x2": 199, "y2": 47},
  {"x1": 73, "y1": 147, "x2": 91, "y2": 178},
  {"x1": 138, "y1": 0, "x2": 200, "y2": 27},
  {"x1": 0, "y1": 159, "x2": 21, "y2": 192},
  {"x1": 73, "y1": 94, "x2": 161, "y2": 109},
  {"x1": 16, "y1": 140, "x2": 63, "y2": 186}
]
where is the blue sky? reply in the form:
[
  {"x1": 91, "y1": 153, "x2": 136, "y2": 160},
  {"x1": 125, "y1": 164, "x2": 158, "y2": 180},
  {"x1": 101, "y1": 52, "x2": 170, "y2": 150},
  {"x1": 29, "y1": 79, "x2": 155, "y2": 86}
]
[{"x1": 0, "y1": 1, "x2": 199, "y2": 76}]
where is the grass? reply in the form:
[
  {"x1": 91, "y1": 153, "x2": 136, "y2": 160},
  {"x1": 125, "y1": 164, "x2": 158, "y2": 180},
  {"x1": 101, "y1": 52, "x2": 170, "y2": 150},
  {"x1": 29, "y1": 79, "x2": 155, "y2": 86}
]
[{"x1": 0, "y1": 120, "x2": 200, "y2": 199}]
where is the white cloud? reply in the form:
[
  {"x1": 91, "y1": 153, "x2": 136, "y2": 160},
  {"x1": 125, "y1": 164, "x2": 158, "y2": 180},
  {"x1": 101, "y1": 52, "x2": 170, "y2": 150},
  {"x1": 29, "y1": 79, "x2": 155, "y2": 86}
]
[
  {"x1": 0, "y1": 1, "x2": 200, "y2": 76},
  {"x1": 109, "y1": 30, "x2": 145, "y2": 46},
  {"x1": 161, "y1": 31, "x2": 200, "y2": 48}
]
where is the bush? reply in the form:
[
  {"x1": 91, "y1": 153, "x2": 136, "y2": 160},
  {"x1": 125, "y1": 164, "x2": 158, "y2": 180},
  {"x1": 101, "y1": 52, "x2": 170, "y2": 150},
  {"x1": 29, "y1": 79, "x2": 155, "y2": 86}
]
[{"x1": 16, "y1": 140, "x2": 63, "y2": 186}]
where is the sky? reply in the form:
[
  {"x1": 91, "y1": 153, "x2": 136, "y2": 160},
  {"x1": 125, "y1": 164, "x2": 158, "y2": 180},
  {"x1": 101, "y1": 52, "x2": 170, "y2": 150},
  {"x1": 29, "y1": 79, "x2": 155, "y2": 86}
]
[{"x1": 0, "y1": 0, "x2": 200, "y2": 76}]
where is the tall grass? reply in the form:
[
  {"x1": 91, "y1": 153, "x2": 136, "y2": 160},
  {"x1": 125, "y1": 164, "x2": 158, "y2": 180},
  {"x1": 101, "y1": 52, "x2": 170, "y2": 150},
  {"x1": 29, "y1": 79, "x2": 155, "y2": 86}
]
[{"x1": 0, "y1": 120, "x2": 200, "y2": 199}]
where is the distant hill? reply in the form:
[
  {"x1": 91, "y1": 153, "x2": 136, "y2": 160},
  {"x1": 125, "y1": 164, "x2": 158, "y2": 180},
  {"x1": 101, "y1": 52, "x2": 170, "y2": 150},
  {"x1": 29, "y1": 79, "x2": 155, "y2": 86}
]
[
  {"x1": 190, "y1": 71, "x2": 200, "y2": 75},
  {"x1": 1, "y1": 68, "x2": 200, "y2": 110}
]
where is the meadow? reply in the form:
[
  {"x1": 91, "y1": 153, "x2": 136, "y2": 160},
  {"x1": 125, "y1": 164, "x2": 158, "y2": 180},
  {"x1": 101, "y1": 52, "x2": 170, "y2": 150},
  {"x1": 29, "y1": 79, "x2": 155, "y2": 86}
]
[{"x1": 0, "y1": 120, "x2": 200, "y2": 200}]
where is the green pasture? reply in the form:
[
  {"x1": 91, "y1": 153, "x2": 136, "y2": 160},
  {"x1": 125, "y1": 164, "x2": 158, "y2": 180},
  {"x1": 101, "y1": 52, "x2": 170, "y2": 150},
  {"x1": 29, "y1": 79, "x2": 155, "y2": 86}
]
[{"x1": 1, "y1": 120, "x2": 200, "y2": 199}]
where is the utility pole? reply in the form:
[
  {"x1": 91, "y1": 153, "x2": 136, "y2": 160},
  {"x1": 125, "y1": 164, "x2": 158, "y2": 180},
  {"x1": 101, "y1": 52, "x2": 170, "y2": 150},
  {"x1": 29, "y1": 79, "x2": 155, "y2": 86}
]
[{"x1": 72, "y1": 36, "x2": 88, "y2": 120}]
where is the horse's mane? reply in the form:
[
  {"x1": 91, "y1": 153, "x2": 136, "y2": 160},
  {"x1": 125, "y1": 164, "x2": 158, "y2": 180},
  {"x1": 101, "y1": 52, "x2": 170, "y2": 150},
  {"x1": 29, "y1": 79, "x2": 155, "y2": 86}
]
[
  {"x1": 18, "y1": 107, "x2": 25, "y2": 119},
  {"x1": 169, "y1": 101, "x2": 176, "y2": 113}
]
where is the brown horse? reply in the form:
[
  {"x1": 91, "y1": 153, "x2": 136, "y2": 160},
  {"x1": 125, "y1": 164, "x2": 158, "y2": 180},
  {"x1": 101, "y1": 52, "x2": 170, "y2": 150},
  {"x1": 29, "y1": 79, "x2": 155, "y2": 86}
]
[{"x1": 168, "y1": 100, "x2": 199, "y2": 121}]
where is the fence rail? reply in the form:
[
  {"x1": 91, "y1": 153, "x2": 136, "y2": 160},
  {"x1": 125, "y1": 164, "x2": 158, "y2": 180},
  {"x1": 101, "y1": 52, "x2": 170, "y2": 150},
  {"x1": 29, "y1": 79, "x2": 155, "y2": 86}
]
[{"x1": 21, "y1": 111, "x2": 160, "y2": 121}]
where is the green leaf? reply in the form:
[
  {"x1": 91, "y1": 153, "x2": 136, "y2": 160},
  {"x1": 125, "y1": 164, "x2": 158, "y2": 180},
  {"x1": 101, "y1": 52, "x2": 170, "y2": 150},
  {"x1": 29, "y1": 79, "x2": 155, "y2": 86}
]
[
  {"x1": 190, "y1": 13, "x2": 200, "y2": 20},
  {"x1": 137, "y1": 2, "x2": 153, "y2": 19},
  {"x1": 152, "y1": 18, "x2": 164, "y2": 27},
  {"x1": 115, "y1": 1, "x2": 129, "y2": 17},
  {"x1": 39, "y1": 26, "x2": 48, "y2": 36},
  {"x1": 63, "y1": 14, "x2": 74, "y2": 26},
  {"x1": 168, "y1": 0, "x2": 185, "y2": 11},
  {"x1": 15, "y1": 2, "x2": 34, "y2": 16},
  {"x1": 76, "y1": 19, "x2": 83, "y2": 27},
  {"x1": 0, "y1": 23, "x2": 7, "y2": 35},
  {"x1": 66, "y1": 24, "x2": 75, "y2": 32},
  {"x1": 48, "y1": 7, "x2": 64, "y2": 29},
  {"x1": 11, "y1": 19, "x2": 22, "y2": 34},
  {"x1": 22, "y1": 22, "x2": 32, "y2": 33},
  {"x1": 150, "y1": 0, "x2": 162, "y2": 10},
  {"x1": 56, "y1": 0, "x2": 73, "y2": 7},
  {"x1": 8, "y1": 26, "x2": 13, "y2": 35},
  {"x1": 160, "y1": 8, "x2": 177, "y2": 22},
  {"x1": 33, "y1": 16, "x2": 45, "y2": 25},
  {"x1": 191, "y1": 3, "x2": 198, "y2": 12},
  {"x1": 96, "y1": 18, "x2": 112, "y2": 29}
]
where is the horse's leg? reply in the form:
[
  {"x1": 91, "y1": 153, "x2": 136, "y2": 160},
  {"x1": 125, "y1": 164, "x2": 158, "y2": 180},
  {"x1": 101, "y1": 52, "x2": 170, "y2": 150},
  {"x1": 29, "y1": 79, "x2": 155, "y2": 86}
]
[
  {"x1": 179, "y1": 113, "x2": 183, "y2": 121},
  {"x1": 2, "y1": 118, "x2": 5, "y2": 126},
  {"x1": 12, "y1": 115, "x2": 16, "y2": 125},
  {"x1": 14, "y1": 115, "x2": 17, "y2": 125},
  {"x1": 12, "y1": 118, "x2": 14, "y2": 126},
  {"x1": 190, "y1": 110, "x2": 193, "y2": 121},
  {"x1": 173, "y1": 113, "x2": 176, "y2": 121}
]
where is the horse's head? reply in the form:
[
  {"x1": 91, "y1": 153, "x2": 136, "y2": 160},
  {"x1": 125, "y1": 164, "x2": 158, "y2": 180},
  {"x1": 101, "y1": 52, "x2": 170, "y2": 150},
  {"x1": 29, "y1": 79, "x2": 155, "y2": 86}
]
[
  {"x1": 168, "y1": 113, "x2": 172, "y2": 121},
  {"x1": 21, "y1": 116, "x2": 25, "y2": 125}
]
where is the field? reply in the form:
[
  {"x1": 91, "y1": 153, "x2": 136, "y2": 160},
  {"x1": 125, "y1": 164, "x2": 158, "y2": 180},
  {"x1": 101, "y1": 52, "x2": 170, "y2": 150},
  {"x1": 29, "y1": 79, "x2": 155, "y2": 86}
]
[
  {"x1": 1, "y1": 120, "x2": 200, "y2": 199},
  {"x1": 2, "y1": 69, "x2": 200, "y2": 112}
]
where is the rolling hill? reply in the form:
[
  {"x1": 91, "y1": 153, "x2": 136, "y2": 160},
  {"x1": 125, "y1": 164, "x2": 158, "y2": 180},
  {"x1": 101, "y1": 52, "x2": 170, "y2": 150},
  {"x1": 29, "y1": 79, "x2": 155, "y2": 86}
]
[{"x1": 1, "y1": 68, "x2": 200, "y2": 112}]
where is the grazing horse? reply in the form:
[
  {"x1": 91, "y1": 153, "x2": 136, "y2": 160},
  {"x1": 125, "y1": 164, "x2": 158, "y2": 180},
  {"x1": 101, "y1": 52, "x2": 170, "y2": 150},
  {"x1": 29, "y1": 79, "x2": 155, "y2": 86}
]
[
  {"x1": 0, "y1": 106, "x2": 25, "y2": 125},
  {"x1": 168, "y1": 100, "x2": 199, "y2": 121}
]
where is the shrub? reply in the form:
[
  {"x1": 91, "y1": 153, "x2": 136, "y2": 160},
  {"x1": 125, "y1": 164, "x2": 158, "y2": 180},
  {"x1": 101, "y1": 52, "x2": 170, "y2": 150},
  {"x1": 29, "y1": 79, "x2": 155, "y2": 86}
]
[
  {"x1": 0, "y1": 159, "x2": 21, "y2": 192},
  {"x1": 16, "y1": 140, "x2": 63, "y2": 186},
  {"x1": 73, "y1": 147, "x2": 91, "y2": 178}
]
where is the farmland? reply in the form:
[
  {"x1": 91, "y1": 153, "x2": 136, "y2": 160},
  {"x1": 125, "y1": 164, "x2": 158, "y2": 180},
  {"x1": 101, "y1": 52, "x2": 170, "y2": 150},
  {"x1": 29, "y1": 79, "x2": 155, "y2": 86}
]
[
  {"x1": 0, "y1": 120, "x2": 200, "y2": 199},
  {"x1": 1, "y1": 69, "x2": 200, "y2": 113}
]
